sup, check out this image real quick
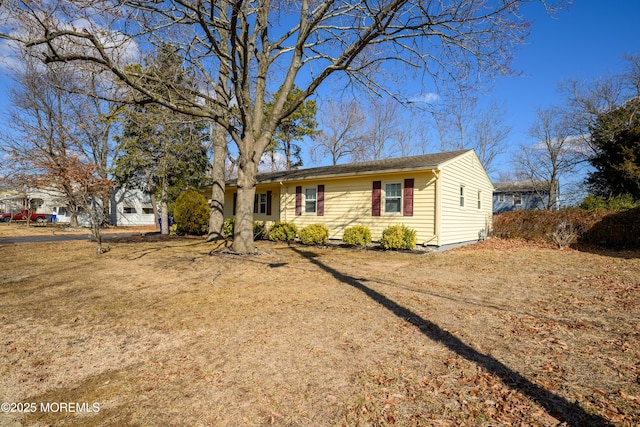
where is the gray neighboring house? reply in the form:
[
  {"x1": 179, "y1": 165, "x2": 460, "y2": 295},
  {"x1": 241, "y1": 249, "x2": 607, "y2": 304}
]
[{"x1": 493, "y1": 181, "x2": 560, "y2": 213}]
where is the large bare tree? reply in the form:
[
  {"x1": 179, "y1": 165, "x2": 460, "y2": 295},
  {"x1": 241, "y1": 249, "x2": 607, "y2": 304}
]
[
  {"x1": 5, "y1": 0, "x2": 556, "y2": 253},
  {"x1": 431, "y1": 91, "x2": 510, "y2": 172},
  {"x1": 62, "y1": 71, "x2": 122, "y2": 225},
  {"x1": 1, "y1": 57, "x2": 112, "y2": 252},
  {"x1": 313, "y1": 97, "x2": 424, "y2": 164},
  {"x1": 515, "y1": 107, "x2": 581, "y2": 210},
  {"x1": 311, "y1": 99, "x2": 367, "y2": 166},
  {"x1": 3, "y1": 59, "x2": 83, "y2": 225},
  {"x1": 561, "y1": 54, "x2": 640, "y2": 156},
  {"x1": 354, "y1": 97, "x2": 404, "y2": 162}
]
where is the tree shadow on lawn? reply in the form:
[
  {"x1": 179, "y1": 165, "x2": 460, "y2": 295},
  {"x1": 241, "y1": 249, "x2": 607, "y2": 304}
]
[
  {"x1": 290, "y1": 247, "x2": 613, "y2": 427},
  {"x1": 112, "y1": 237, "x2": 218, "y2": 260}
]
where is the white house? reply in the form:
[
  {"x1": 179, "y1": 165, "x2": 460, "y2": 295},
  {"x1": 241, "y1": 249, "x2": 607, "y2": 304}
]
[{"x1": 0, "y1": 187, "x2": 156, "y2": 227}]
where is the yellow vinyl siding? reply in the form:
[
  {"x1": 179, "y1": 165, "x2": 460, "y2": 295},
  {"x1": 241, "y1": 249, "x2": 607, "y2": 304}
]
[
  {"x1": 221, "y1": 150, "x2": 492, "y2": 248},
  {"x1": 223, "y1": 185, "x2": 281, "y2": 224},
  {"x1": 279, "y1": 171, "x2": 437, "y2": 244},
  {"x1": 438, "y1": 151, "x2": 493, "y2": 246},
  {"x1": 223, "y1": 191, "x2": 234, "y2": 218}
]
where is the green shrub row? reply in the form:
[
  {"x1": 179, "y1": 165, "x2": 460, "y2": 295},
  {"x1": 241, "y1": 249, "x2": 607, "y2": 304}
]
[
  {"x1": 173, "y1": 187, "x2": 417, "y2": 249},
  {"x1": 222, "y1": 217, "x2": 267, "y2": 240},
  {"x1": 342, "y1": 225, "x2": 372, "y2": 248},
  {"x1": 379, "y1": 224, "x2": 417, "y2": 250},
  {"x1": 268, "y1": 222, "x2": 416, "y2": 250},
  {"x1": 268, "y1": 221, "x2": 298, "y2": 242},
  {"x1": 220, "y1": 220, "x2": 418, "y2": 250},
  {"x1": 298, "y1": 224, "x2": 330, "y2": 245}
]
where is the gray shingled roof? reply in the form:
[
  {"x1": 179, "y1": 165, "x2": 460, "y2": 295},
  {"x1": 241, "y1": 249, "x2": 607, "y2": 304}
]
[
  {"x1": 226, "y1": 149, "x2": 471, "y2": 186},
  {"x1": 493, "y1": 181, "x2": 551, "y2": 192}
]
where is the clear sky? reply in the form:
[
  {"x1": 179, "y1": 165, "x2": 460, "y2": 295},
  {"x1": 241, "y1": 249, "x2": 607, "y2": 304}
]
[{"x1": 1, "y1": 1, "x2": 639, "y2": 188}]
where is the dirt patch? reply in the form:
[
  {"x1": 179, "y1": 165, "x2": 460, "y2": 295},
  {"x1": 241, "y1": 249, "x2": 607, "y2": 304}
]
[{"x1": 0, "y1": 237, "x2": 638, "y2": 426}]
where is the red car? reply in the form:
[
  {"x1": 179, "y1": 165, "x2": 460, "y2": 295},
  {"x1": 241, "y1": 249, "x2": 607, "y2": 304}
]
[{"x1": 2, "y1": 210, "x2": 48, "y2": 223}]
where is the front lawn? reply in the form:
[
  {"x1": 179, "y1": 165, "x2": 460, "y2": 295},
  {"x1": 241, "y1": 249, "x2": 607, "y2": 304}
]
[{"x1": 1, "y1": 237, "x2": 638, "y2": 426}]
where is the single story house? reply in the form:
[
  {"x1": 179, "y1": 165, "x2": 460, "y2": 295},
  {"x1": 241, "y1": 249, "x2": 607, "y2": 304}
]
[
  {"x1": 108, "y1": 188, "x2": 157, "y2": 226},
  {"x1": 0, "y1": 187, "x2": 156, "y2": 227},
  {"x1": 223, "y1": 149, "x2": 494, "y2": 249},
  {"x1": 493, "y1": 180, "x2": 560, "y2": 213},
  {"x1": 1, "y1": 187, "x2": 73, "y2": 221}
]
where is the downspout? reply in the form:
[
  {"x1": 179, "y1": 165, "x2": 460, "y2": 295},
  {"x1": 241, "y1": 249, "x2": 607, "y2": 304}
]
[
  {"x1": 433, "y1": 169, "x2": 441, "y2": 247},
  {"x1": 280, "y1": 182, "x2": 286, "y2": 222}
]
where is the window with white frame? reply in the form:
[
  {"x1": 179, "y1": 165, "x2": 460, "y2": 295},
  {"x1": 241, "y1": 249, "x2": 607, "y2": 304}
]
[
  {"x1": 384, "y1": 182, "x2": 402, "y2": 214},
  {"x1": 459, "y1": 185, "x2": 465, "y2": 207},
  {"x1": 30, "y1": 198, "x2": 44, "y2": 210},
  {"x1": 55, "y1": 206, "x2": 69, "y2": 216},
  {"x1": 124, "y1": 206, "x2": 137, "y2": 214},
  {"x1": 498, "y1": 194, "x2": 504, "y2": 202},
  {"x1": 259, "y1": 193, "x2": 267, "y2": 214},
  {"x1": 304, "y1": 187, "x2": 316, "y2": 213},
  {"x1": 514, "y1": 194, "x2": 522, "y2": 205}
]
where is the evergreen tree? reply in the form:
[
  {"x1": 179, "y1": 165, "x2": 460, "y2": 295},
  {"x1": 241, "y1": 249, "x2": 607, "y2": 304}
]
[
  {"x1": 587, "y1": 97, "x2": 640, "y2": 199},
  {"x1": 265, "y1": 85, "x2": 318, "y2": 171},
  {"x1": 114, "y1": 45, "x2": 209, "y2": 234}
]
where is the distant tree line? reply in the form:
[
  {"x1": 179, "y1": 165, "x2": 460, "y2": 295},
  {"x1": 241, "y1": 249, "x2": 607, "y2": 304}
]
[{"x1": 511, "y1": 54, "x2": 640, "y2": 209}]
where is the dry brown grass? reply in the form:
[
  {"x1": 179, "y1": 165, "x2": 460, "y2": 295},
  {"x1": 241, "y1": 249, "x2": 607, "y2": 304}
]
[
  {"x1": 0, "y1": 223, "x2": 157, "y2": 238},
  {"x1": 0, "y1": 230, "x2": 639, "y2": 426}
]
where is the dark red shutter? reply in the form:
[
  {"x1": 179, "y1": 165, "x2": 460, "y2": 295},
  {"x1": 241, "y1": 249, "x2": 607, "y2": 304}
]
[
  {"x1": 317, "y1": 185, "x2": 324, "y2": 216},
  {"x1": 295, "y1": 186, "x2": 302, "y2": 216},
  {"x1": 232, "y1": 193, "x2": 237, "y2": 215},
  {"x1": 266, "y1": 191, "x2": 272, "y2": 216},
  {"x1": 372, "y1": 181, "x2": 381, "y2": 216},
  {"x1": 403, "y1": 178, "x2": 414, "y2": 216},
  {"x1": 253, "y1": 194, "x2": 259, "y2": 213}
]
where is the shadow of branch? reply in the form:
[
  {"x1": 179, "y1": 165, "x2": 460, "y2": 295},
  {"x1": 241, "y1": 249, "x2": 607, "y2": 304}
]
[{"x1": 290, "y1": 247, "x2": 612, "y2": 427}]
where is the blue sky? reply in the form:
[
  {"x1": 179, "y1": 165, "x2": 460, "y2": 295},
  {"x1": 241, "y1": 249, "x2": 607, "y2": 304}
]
[
  {"x1": 1, "y1": 1, "x2": 639, "y2": 188},
  {"x1": 296, "y1": 1, "x2": 640, "y2": 186},
  {"x1": 485, "y1": 0, "x2": 640, "y2": 177}
]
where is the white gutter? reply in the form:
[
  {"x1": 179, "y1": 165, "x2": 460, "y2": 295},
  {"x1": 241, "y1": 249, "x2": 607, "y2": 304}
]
[{"x1": 433, "y1": 169, "x2": 441, "y2": 247}]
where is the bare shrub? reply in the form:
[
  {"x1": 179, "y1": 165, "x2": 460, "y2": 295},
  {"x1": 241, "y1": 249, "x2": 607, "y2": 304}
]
[{"x1": 550, "y1": 220, "x2": 577, "y2": 249}]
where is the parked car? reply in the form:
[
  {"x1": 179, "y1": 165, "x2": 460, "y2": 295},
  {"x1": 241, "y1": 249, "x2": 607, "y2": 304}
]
[
  {"x1": 0, "y1": 212, "x2": 12, "y2": 222},
  {"x1": 3, "y1": 210, "x2": 49, "y2": 223}
]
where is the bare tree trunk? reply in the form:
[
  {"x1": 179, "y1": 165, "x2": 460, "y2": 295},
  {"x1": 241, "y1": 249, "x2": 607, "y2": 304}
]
[
  {"x1": 85, "y1": 198, "x2": 105, "y2": 254},
  {"x1": 207, "y1": 122, "x2": 226, "y2": 241},
  {"x1": 92, "y1": 222, "x2": 102, "y2": 254},
  {"x1": 101, "y1": 193, "x2": 111, "y2": 226},
  {"x1": 207, "y1": 6, "x2": 230, "y2": 242},
  {"x1": 150, "y1": 192, "x2": 160, "y2": 231},
  {"x1": 285, "y1": 139, "x2": 292, "y2": 171},
  {"x1": 270, "y1": 149, "x2": 276, "y2": 172},
  {"x1": 548, "y1": 177, "x2": 558, "y2": 211},
  {"x1": 69, "y1": 203, "x2": 79, "y2": 227},
  {"x1": 232, "y1": 155, "x2": 258, "y2": 254},
  {"x1": 160, "y1": 175, "x2": 169, "y2": 235}
]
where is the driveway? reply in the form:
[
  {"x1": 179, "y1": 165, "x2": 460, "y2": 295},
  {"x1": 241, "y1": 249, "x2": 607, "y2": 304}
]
[{"x1": 0, "y1": 233, "x2": 144, "y2": 245}]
